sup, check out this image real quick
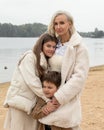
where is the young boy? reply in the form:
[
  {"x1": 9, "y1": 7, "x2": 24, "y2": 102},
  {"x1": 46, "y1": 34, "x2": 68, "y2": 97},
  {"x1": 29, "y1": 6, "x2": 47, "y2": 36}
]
[{"x1": 31, "y1": 71, "x2": 72, "y2": 130}]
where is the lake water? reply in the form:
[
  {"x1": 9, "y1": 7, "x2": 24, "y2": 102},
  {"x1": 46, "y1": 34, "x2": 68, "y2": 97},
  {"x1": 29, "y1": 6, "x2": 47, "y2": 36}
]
[{"x1": 0, "y1": 37, "x2": 104, "y2": 83}]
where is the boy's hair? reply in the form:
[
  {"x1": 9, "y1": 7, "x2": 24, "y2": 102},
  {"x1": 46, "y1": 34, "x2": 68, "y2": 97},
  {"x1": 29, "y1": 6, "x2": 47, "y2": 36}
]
[{"x1": 41, "y1": 71, "x2": 61, "y2": 88}]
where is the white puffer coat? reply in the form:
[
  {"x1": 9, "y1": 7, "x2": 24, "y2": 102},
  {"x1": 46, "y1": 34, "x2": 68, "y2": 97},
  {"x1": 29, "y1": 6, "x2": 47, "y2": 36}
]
[
  {"x1": 3, "y1": 50, "x2": 48, "y2": 114},
  {"x1": 39, "y1": 32, "x2": 89, "y2": 128}
]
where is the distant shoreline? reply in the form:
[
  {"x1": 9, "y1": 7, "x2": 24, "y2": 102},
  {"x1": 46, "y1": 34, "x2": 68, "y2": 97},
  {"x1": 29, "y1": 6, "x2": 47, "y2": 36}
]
[{"x1": 90, "y1": 64, "x2": 104, "y2": 71}]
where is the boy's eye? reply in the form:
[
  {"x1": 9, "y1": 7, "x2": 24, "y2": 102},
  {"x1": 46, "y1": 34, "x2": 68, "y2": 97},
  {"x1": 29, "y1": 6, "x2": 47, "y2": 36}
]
[{"x1": 48, "y1": 87, "x2": 52, "y2": 89}]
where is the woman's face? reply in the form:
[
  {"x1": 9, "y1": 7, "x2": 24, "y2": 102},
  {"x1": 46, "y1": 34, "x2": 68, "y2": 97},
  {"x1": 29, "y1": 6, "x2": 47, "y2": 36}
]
[
  {"x1": 43, "y1": 41, "x2": 56, "y2": 57},
  {"x1": 54, "y1": 14, "x2": 71, "y2": 36}
]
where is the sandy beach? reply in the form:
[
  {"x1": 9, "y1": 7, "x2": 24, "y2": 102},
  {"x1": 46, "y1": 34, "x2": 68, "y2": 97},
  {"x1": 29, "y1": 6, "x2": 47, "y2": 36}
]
[{"x1": 0, "y1": 65, "x2": 104, "y2": 130}]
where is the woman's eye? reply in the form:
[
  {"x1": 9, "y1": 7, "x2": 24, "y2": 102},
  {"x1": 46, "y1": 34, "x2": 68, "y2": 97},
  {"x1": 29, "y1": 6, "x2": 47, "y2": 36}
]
[
  {"x1": 54, "y1": 22, "x2": 58, "y2": 26},
  {"x1": 60, "y1": 21, "x2": 65, "y2": 24}
]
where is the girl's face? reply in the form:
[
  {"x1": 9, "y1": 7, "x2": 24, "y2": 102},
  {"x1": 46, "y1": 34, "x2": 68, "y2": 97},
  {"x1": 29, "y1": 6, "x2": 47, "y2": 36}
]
[
  {"x1": 43, "y1": 41, "x2": 56, "y2": 57},
  {"x1": 42, "y1": 81, "x2": 57, "y2": 98},
  {"x1": 54, "y1": 14, "x2": 71, "y2": 36}
]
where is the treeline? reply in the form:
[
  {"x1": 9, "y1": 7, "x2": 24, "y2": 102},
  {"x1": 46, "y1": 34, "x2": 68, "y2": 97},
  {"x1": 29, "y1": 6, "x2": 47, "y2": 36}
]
[
  {"x1": 0, "y1": 23, "x2": 47, "y2": 37},
  {"x1": 0, "y1": 23, "x2": 104, "y2": 38},
  {"x1": 79, "y1": 28, "x2": 104, "y2": 38}
]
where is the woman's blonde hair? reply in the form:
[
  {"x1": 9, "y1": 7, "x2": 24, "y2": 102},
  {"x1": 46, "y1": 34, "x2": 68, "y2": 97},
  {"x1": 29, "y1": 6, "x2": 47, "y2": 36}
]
[{"x1": 48, "y1": 10, "x2": 76, "y2": 37}]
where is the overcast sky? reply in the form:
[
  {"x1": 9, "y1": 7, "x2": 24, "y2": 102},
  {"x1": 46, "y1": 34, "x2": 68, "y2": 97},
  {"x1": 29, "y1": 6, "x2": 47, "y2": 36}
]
[{"x1": 0, "y1": 0, "x2": 104, "y2": 32}]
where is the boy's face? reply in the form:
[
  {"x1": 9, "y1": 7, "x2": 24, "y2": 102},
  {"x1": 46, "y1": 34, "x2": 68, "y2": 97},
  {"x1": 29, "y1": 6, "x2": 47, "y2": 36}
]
[{"x1": 42, "y1": 81, "x2": 58, "y2": 98}]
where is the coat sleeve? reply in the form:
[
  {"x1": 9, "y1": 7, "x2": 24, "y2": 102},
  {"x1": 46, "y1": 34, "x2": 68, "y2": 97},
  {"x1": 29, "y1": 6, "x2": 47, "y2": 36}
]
[
  {"x1": 54, "y1": 44, "x2": 89, "y2": 105},
  {"x1": 31, "y1": 97, "x2": 46, "y2": 119},
  {"x1": 18, "y1": 52, "x2": 48, "y2": 102}
]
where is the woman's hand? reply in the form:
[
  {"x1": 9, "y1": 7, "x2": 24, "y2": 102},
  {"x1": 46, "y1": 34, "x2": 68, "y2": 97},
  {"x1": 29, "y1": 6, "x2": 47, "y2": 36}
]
[{"x1": 51, "y1": 97, "x2": 60, "y2": 106}]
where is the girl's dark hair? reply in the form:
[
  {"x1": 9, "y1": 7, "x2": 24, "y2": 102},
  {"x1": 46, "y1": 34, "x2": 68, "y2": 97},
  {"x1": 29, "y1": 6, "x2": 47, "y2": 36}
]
[
  {"x1": 41, "y1": 71, "x2": 61, "y2": 88},
  {"x1": 33, "y1": 33, "x2": 58, "y2": 78}
]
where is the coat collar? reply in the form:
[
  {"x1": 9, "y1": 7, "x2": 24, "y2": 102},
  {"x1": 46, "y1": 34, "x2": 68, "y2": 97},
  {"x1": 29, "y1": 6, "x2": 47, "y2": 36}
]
[
  {"x1": 57, "y1": 31, "x2": 82, "y2": 48},
  {"x1": 69, "y1": 31, "x2": 82, "y2": 47}
]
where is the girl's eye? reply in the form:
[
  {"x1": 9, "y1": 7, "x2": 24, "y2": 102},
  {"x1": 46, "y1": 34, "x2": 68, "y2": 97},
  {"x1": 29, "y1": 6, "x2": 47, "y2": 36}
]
[
  {"x1": 53, "y1": 45, "x2": 56, "y2": 49},
  {"x1": 46, "y1": 45, "x2": 56, "y2": 49},
  {"x1": 46, "y1": 45, "x2": 51, "y2": 48}
]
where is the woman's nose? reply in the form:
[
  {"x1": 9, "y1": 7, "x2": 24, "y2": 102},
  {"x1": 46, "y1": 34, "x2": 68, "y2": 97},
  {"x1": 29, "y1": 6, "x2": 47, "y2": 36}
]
[{"x1": 57, "y1": 24, "x2": 60, "y2": 28}]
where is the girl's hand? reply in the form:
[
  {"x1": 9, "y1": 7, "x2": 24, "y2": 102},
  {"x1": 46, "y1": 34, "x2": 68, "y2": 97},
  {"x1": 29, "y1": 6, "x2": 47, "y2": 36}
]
[{"x1": 42, "y1": 101, "x2": 59, "y2": 115}]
